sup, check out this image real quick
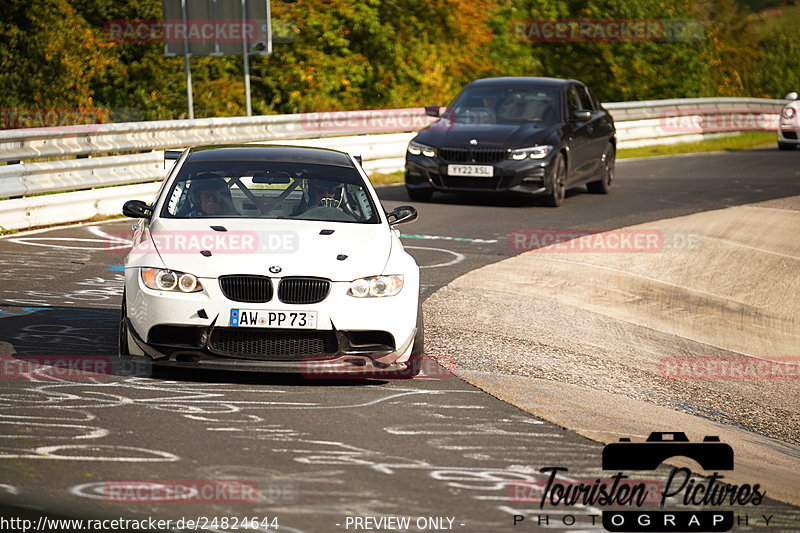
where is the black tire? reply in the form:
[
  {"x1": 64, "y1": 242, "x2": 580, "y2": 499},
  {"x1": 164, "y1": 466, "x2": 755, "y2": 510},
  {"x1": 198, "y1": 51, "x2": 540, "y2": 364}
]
[
  {"x1": 778, "y1": 142, "x2": 796, "y2": 151},
  {"x1": 543, "y1": 153, "x2": 566, "y2": 207},
  {"x1": 118, "y1": 291, "x2": 130, "y2": 357},
  {"x1": 406, "y1": 187, "x2": 433, "y2": 202},
  {"x1": 117, "y1": 292, "x2": 156, "y2": 378},
  {"x1": 410, "y1": 309, "x2": 425, "y2": 359},
  {"x1": 587, "y1": 144, "x2": 615, "y2": 194}
]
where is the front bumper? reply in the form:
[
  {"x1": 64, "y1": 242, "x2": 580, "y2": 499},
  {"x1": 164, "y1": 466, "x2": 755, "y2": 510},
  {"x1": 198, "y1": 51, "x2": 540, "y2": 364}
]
[
  {"x1": 126, "y1": 318, "x2": 416, "y2": 375},
  {"x1": 124, "y1": 268, "x2": 419, "y2": 373},
  {"x1": 405, "y1": 152, "x2": 557, "y2": 195},
  {"x1": 778, "y1": 127, "x2": 799, "y2": 145}
]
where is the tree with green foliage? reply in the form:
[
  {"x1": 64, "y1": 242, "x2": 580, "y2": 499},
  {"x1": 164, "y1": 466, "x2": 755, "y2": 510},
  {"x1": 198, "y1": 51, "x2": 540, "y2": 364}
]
[{"x1": 0, "y1": 0, "x2": 795, "y2": 126}]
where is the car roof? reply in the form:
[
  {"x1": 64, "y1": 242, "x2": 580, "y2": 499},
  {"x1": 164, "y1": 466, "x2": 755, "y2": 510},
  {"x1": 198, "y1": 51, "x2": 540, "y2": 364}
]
[
  {"x1": 467, "y1": 76, "x2": 580, "y2": 88},
  {"x1": 186, "y1": 145, "x2": 355, "y2": 167}
]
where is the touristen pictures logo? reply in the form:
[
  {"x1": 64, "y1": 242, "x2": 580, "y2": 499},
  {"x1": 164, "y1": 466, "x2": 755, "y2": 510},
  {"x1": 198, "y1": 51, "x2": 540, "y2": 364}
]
[{"x1": 511, "y1": 432, "x2": 767, "y2": 532}]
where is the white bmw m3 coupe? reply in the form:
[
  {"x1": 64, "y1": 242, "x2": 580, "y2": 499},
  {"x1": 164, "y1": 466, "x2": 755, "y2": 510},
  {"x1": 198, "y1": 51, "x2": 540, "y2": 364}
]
[{"x1": 119, "y1": 145, "x2": 423, "y2": 377}]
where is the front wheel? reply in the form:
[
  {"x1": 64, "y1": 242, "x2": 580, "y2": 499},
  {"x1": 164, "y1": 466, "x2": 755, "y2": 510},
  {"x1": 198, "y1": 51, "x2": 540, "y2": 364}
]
[
  {"x1": 778, "y1": 142, "x2": 796, "y2": 151},
  {"x1": 384, "y1": 308, "x2": 424, "y2": 379},
  {"x1": 543, "y1": 153, "x2": 566, "y2": 207},
  {"x1": 587, "y1": 144, "x2": 615, "y2": 194},
  {"x1": 118, "y1": 291, "x2": 131, "y2": 357}
]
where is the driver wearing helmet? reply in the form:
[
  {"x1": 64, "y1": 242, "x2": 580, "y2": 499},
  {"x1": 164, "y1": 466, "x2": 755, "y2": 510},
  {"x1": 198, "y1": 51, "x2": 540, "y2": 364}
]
[
  {"x1": 186, "y1": 174, "x2": 238, "y2": 217},
  {"x1": 291, "y1": 177, "x2": 343, "y2": 216}
]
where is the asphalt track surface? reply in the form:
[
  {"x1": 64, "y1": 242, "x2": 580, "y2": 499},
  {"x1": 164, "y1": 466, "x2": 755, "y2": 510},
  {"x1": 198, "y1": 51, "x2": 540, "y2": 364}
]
[{"x1": 0, "y1": 149, "x2": 799, "y2": 532}]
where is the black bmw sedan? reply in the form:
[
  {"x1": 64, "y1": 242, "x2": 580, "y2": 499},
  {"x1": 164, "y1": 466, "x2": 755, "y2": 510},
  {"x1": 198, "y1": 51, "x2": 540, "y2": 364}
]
[{"x1": 405, "y1": 77, "x2": 616, "y2": 206}]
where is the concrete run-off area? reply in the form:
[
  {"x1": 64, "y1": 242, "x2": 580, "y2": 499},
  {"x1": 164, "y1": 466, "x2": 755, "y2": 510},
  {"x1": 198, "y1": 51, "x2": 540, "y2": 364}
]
[{"x1": 425, "y1": 195, "x2": 800, "y2": 506}]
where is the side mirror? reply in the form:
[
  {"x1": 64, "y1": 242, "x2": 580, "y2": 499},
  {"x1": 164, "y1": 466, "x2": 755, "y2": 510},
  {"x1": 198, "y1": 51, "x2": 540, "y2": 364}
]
[
  {"x1": 785, "y1": 92, "x2": 799, "y2": 101},
  {"x1": 572, "y1": 109, "x2": 592, "y2": 121},
  {"x1": 164, "y1": 150, "x2": 182, "y2": 170},
  {"x1": 122, "y1": 200, "x2": 152, "y2": 220},
  {"x1": 353, "y1": 154, "x2": 363, "y2": 166},
  {"x1": 386, "y1": 205, "x2": 418, "y2": 226},
  {"x1": 424, "y1": 105, "x2": 441, "y2": 118}
]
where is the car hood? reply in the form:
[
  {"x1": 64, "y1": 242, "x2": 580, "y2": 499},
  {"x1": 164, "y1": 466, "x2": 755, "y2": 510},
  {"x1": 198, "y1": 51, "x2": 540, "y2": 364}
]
[
  {"x1": 145, "y1": 218, "x2": 392, "y2": 281},
  {"x1": 415, "y1": 120, "x2": 561, "y2": 148}
]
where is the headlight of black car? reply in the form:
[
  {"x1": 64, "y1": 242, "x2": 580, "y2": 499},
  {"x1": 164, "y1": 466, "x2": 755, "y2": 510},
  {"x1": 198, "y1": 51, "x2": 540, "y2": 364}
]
[
  {"x1": 407, "y1": 141, "x2": 437, "y2": 157},
  {"x1": 508, "y1": 145, "x2": 553, "y2": 160}
]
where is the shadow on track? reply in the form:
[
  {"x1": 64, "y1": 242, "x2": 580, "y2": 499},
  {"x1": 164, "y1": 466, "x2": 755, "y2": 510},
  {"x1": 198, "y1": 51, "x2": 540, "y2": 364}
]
[{"x1": 0, "y1": 305, "x2": 391, "y2": 387}]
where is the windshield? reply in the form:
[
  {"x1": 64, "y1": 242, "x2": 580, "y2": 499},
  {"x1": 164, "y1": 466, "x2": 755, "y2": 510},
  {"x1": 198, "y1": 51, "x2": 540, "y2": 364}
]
[
  {"x1": 447, "y1": 86, "x2": 562, "y2": 125},
  {"x1": 161, "y1": 160, "x2": 379, "y2": 224}
]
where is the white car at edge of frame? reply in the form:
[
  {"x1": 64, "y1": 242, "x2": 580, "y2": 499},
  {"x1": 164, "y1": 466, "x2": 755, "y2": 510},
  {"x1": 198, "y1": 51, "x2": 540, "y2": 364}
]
[
  {"x1": 778, "y1": 91, "x2": 800, "y2": 151},
  {"x1": 118, "y1": 144, "x2": 424, "y2": 378}
]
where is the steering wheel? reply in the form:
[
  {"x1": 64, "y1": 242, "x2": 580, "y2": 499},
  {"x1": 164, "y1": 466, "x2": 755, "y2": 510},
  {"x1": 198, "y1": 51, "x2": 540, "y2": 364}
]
[{"x1": 296, "y1": 206, "x2": 356, "y2": 222}]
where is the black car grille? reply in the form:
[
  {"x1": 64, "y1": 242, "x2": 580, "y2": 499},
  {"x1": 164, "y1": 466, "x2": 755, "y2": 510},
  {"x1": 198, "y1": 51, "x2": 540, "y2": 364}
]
[
  {"x1": 439, "y1": 146, "x2": 507, "y2": 163},
  {"x1": 219, "y1": 275, "x2": 272, "y2": 303},
  {"x1": 783, "y1": 131, "x2": 798, "y2": 140},
  {"x1": 278, "y1": 277, "x2": 330, "y2": 304},
  {"x1": 209, "y1": 328, "x2": 338, "y2": 359}
]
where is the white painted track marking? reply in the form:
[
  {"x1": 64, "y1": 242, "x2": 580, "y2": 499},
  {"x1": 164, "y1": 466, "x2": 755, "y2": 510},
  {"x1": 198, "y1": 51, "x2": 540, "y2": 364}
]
[{"x1": 405, "y1": 246, "x2": 465, "y2": 269}]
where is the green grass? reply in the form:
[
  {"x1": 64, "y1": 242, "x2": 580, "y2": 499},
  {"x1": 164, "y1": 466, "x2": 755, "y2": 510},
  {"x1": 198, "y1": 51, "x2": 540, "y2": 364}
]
[
  {"x1": 369, "y1": 171, "x2": 405, "y2": 186},
  {"x1": 617, "y1": 131, "x2": 776, "y2": 159}
]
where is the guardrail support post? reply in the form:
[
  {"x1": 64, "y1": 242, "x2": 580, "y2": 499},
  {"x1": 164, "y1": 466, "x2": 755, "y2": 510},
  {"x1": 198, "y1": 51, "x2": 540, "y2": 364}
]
[
  {"x1": 242, "y1": 0, "x2": 252, "y2": 117},
  {"x1": 181, "y1": 0, "x2": 194, "y2": 120}
]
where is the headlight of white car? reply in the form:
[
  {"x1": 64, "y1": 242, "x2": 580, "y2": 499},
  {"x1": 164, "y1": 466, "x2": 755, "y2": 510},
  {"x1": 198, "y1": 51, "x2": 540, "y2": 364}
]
[
  {"x1": 141, "y1": 268, "x2": 203, "y2": 293},
  {"x1": 407, "y1": 141, "x2": 437, "y2": 157},
  {"x1": 348, "y1": 275, "x2": 404, "y2": 298},
  {"x1": 509, "y1": 145, "x2": 552, "y2": 160}
]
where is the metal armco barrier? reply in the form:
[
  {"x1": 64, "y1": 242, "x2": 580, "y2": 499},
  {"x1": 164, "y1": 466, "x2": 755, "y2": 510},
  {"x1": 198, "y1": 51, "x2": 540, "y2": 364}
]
[{"x1": 0, "y1": 98, "x2": 787, "y2": 231}]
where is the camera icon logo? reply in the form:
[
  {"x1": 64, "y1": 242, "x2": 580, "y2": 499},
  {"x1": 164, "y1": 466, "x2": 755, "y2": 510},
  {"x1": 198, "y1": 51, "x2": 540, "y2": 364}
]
[{"x1": 602, "y1": 432, "x2": 734, "y2": 471}]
